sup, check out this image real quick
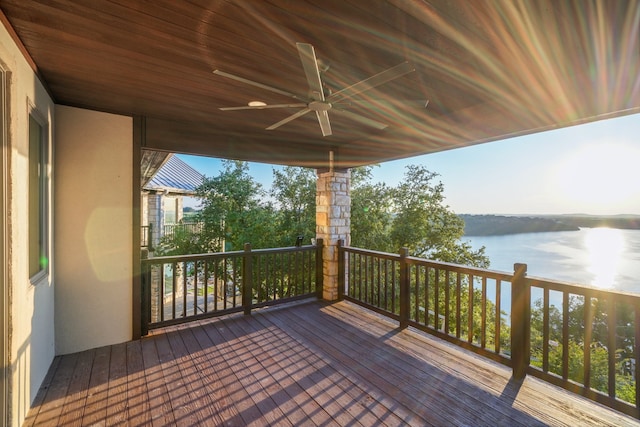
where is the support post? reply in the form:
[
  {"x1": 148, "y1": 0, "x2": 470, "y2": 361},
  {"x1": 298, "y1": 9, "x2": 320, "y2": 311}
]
[
  {"x1": 243, "y1": 243, "x2": 253, "y2": 315},
  {"x1": 337, "y1": 239, "x2": 345, "y2": 300},
  {"x1": 316, "y1": 169, "x2": 350, "y2": 300},
  {"x1": 140, "y1": 251, "x2": 150, "y2": 336},
  {"x1": 399, "y1": 247, "x2": 410, "y2": 329},
  {"x1": 511, "y1": 263, "x2": 530, "y2": 379},
  {"x1": 147, "y1": 223, "x2": 154, "y2": 252},
  {"x1": 315, "y1": 238, "x2": 324, "y2": 298}
]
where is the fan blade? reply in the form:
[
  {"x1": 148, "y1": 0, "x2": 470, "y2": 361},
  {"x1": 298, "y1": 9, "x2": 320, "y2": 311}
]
[
  {"x1": 296, "y1": 43, "x2": 325, "y2": 101},
  {"x1": 333, "y1": 99, "x2": 429, "y2": 110},
  {"x1": 315, "y1": 110, "x2": 332, "y2": 136},
  {"x1": 328, "y1": 62, "x2": 415, "y2": 102},
  {"x1": 220, "y1": 103, "x2": 306, "y2": 111},
  {"x1": 331, "y1": 108, "x2": 388, "y2": 130},
  {"x1": 266, "y1": 108, "x2": 311, "y2": 130},
  {"x1": 213, "y1": 70, "x2": 304, "y2": 101}
]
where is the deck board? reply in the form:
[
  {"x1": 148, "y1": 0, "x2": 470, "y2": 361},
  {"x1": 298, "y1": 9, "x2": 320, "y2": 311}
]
[
  {"x1": 106, "y1": 343, "x2": 129, "y2": 425},
  {"x1": 34, "y1": 353, "x2": 78, "y2": 427},
  {"x1": 25, "y1": 300, "x2": 640, "y2": 426},
  {"x1": 125, "y1": 340, "x2": 151, "y2": 426},
  {"x1": 23, "y1": 356, "x2": 61, "y2": 427},
  {"x1": 57, "y1": 348, "x2": 93, "y2": 427},
  {"x1": 224, "y1": 316, "x2": 320, "y2": 426},
  {"x1": 254, "y1": 311, "x2": 391, "y2": 425},
  {"x1": 79, "y1": 345, "x2": 110, "y2": 426},
  {"x1": 141, "y1": 334, "x2": 176, "y2": 426}
]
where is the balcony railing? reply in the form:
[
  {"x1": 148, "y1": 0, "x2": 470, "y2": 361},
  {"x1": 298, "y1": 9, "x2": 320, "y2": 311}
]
[
  {"x1": 338, "y1": 243, "x2": 513, "y2": 365},
  {"x1": 338, "y1": 241, "x2": 640, "y2": 419},
  {"x1": 140, "y1": 241, "x2": 323, "y2": 334},
  {"x1": 140, "y1": 240, "x2": 640, "y2": 418},
  {"x1": 525, "y1": 274, "x2": 640, "y2": 414},
  {"x1": 163, "y1": 221, "x2": 203, "y2": 239}
]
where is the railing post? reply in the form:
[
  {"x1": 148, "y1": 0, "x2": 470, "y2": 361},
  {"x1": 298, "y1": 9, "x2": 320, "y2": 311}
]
[
  {"x1": 511, "y1": 263, "x2": 530, "y2": 380},
  {"x1": 316, "y1": 238, "x2": 324, "y2": 298},
  {"x1": 140, "y1": 250, "x2": 150, "y2": 336},
  {"x1": 243, "y1": 243, "x2": 253, "y2": 315},
  {"x1": 337, "y1": 239, "x2": 345, "y2": 300},
  {"x1": 148, "y1": 223, "x2": 154, "y2": 252},
  {"x1": 399, "y1": 247, "x2": 410, "y2": 329}
]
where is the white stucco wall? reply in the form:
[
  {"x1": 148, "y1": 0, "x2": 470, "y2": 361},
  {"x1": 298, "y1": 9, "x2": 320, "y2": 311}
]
[
  {"x1": 0, "y1": 21, "x2": 56, "y2": 427},
  {"x1": 54, "y1": 106, "x2": 133, "y2": 355}
]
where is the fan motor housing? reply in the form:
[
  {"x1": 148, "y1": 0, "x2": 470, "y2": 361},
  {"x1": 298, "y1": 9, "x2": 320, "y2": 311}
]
[{"x1": 309, "y1": 101, "x2": 332, "y2": 111}]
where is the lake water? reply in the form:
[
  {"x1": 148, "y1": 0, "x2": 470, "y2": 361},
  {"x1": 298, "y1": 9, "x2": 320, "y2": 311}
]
[{"x1": 464, "y1": 228, "x2": 640, "y2": 295}]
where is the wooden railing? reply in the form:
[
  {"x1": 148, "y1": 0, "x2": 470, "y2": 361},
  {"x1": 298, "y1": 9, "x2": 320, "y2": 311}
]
[
  {"x1": 338, "y1": 242, "x2": 513, "y2": 366},
  {"x1": 338, "y1": 241, "x2": 640, "y2": 418},
  {"x1": 163, "y1": 222, "x2": 203, "y2": 239},
  {"x1": 140, "y1": 240, "x2": 323, "y2": 334},
  {"x1": 525, "y1": 271, "x2": 640, "y2": 417}
]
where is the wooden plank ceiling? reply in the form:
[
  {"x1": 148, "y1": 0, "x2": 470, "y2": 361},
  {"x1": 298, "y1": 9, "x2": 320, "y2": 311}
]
[{"x1": 2, "y1": 0, "x2": 639, "y2": 169}]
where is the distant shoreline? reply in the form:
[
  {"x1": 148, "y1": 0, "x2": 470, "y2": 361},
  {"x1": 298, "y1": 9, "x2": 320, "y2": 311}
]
[{"x1": 461, "y1": 214, "x2": 640, "y2": 236}]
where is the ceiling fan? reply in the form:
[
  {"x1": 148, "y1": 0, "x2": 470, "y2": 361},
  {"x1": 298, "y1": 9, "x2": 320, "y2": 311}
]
[{"x1": 213, "y1": 43, "x2": 423, "y2": 137}]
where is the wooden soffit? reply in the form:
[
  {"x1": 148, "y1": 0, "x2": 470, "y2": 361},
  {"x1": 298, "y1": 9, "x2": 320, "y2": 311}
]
[{"x1": 2, "y1": 1, "x2": 639, "y2": 169}]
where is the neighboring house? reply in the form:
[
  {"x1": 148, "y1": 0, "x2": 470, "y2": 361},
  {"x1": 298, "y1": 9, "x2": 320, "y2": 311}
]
[{"x1": 141, "y1": 153, "x2": 205, "y2": 249}]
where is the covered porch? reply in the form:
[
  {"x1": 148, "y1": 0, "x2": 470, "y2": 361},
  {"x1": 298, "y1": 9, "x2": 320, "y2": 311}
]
[
  {"x1": 24, "y1": 300, "x2": 636, "y2": 426},
  {"x1": 2, "y1": 2, "x2": 640, "y2": 426}
]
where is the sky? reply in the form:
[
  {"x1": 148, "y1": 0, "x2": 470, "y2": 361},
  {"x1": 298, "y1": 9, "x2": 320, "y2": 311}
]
[{"x1": 178, "y1": 112, "x2": 640, "y2": 216}]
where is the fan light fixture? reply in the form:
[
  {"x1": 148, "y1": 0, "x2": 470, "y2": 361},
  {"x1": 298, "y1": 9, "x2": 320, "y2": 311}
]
[{"x1": 248, "y1": 100, "x2": 267, "y2": 107}]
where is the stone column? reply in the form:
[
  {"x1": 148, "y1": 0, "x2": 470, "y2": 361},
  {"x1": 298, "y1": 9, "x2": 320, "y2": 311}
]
[
  {"x1": 316, "y1": 169, "x2": 350, "y2": 300},
  {"x1": 176, "y1": 196, "x2": 184, "y2": 222},
  {"x1": 141, "y1": 192, "x2": 149, "y2": 226},
  {"x1": 147, "y1": 192, "x2": 163, "y2": 247}
]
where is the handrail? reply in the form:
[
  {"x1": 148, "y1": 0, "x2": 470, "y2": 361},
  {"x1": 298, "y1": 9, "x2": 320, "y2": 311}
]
[
  {"x1": 141, "y1": 240, "x2": 323, "y2": 334},
  {"x1": 163, "y1": 222, "x2": 203, "y2": 239},
  {"x1": 338, "y1": 241, "x2": 640, "y2": 419}
]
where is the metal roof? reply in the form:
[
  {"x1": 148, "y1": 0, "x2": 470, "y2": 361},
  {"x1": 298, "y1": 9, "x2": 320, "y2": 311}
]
[{"x1": 144, "y1": 154, "x2": 204, "y2": 195}]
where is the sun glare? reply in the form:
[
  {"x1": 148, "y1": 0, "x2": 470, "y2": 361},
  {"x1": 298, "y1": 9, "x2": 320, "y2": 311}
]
[
  {"x1": 584, "y1": 227, "x2": 625, "y2": 288},
  {"x1": 555, "y1": 143, "x2": 639, "y2": 210}
]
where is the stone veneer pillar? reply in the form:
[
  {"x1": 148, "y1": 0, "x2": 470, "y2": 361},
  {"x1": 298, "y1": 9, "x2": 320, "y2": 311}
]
[
  {"x1": 316, "y1": 169, "x2": 350, "y2": 300},
  {"x1": 147, "y1": 192, "x2": 163, "y2": 248}
]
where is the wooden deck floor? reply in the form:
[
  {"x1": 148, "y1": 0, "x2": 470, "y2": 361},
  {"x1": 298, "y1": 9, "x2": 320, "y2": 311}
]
[{"x1": 25, "y1": 300, "x2": 640, "y2": 426}]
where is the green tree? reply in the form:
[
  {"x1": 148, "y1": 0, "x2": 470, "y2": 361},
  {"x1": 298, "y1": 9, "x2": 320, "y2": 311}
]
[
  {"x1": 161, "y1": 161, "x2": 489, "y2": 271},
  {"x1": 352, "y1": 164, "x2": 489, "y2": 268},
  {"x1": 195, "y1": 160, "x2": 276, "y2": 251},
  {"x1": 390, "y1": 165, "x2": 488, "y2": 267},
  {"x1": 270, "y1": 166, "x2": 317, "y2": 246},
  {"x1": 351, "y1": 165, "x2": 497, "y2": 351},
  {"x1": 351, "y1": 166, "x2": 394, "y2": 251}
]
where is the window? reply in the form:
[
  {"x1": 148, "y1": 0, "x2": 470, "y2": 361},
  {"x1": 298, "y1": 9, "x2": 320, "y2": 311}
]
[
  {"x1": 28, "y1": 109, "x2": 48, "y2": 281},
  {"x1": 163, "y1": 196, "x2": 177, "y2": 224}
]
